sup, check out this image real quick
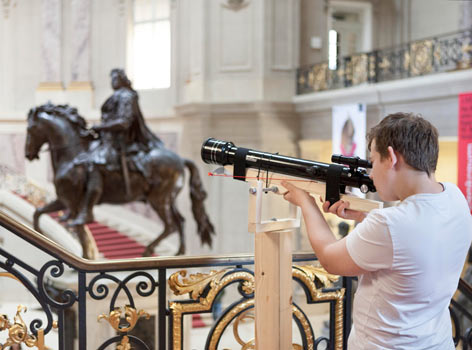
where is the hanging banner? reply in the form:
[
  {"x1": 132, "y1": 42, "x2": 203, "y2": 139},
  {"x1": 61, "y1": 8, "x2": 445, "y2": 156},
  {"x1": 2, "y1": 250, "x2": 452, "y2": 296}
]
[
  {"x1": 458, "y1": 92, "x2": 472, "y2": 212},
  {"x1": 332, "y1": 103, "x2": 366, "y2": 159}
]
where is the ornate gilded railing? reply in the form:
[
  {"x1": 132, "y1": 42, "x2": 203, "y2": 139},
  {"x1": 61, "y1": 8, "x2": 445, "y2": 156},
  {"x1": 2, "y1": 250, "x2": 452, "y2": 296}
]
[
  {"x1": 297, "y1": 28, "x2": 472, "y2": 94},
  {"x1": 0, "y1": 210, "x2": 353, "y2": 350}
]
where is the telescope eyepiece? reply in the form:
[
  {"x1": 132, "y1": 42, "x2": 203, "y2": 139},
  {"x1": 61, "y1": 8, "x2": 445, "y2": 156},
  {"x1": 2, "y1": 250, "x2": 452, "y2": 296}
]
[{"x1": 331, "y1": 154, "x2": 372, "y2": 169}]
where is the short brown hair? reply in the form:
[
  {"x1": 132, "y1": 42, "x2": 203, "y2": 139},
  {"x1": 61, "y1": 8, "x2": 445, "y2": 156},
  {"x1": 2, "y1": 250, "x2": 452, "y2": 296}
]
[{"x1": 367, "y1": 113, "x2": 439, "y2": 176}]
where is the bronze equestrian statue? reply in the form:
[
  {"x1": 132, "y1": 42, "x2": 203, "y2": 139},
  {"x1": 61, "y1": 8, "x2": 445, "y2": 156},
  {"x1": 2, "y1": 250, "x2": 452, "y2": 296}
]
[{"x1": 25, "y1": 69, "x2": 214, "y2": 257}]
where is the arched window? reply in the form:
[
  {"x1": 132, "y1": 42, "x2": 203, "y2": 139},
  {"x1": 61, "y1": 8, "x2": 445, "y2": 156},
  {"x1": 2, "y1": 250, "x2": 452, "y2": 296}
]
[{"x1": 132, "y1": 0, "x2": 171, "y2": 89}]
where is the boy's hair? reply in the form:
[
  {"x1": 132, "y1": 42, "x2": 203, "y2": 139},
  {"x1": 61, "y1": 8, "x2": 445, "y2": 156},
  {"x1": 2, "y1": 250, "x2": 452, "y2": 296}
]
[{"x1": 367, "y1": 113, "x2": 439, "y2": 176}]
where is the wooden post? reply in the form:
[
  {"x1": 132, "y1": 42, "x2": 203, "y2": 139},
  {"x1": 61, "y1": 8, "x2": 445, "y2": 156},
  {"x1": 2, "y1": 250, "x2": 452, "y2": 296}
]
[{"x1": 249, "y1": 180, "x2": 299, "y2": 349}]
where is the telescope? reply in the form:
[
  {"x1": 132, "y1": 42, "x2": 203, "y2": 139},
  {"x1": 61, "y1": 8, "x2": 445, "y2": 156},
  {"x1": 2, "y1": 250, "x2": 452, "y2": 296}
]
[{"x1": 201, "y1": 138, "x2": 376, "y2": 205}]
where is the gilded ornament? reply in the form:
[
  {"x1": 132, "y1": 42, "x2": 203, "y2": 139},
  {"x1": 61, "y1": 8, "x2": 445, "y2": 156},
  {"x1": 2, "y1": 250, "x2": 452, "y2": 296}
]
[
  {"x1": 169, "y1": 265, "x2": 345, "y2": 350},
  {"x1": 409, "y1": 40, "x2": 433, "y2": 76},
  {"x1": 98, "y1": 305, "x2": 150, "y2": 333},
  {"x1": 116, "y1": 336, "x2": 131, "y2": 350},
  {"x1": 0, "y1": 305, "x2": 49, "y2": 350},
  {"x1": 168, "y1": 269, "x2": 228, "y2": 300},
  {"x1": 169, "y1": 269, "x2": 254, "y2": 349},
  {"x1": 379, "y1": 57, "x2": 391, "y2": 72}
]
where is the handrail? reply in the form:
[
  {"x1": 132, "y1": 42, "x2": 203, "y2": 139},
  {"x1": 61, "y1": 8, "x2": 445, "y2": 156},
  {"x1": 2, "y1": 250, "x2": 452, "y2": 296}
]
[{"x1": 0, "y1": 209, "x2": 316, "y2": 272}]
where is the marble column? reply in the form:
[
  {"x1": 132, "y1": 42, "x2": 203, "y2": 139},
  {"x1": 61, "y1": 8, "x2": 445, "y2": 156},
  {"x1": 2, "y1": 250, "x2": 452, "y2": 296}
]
[
  {"x1": 69, "y1": 0, "x2": 92, "y2": 87},
  {"x1": 38, "y1": 0, "x2": 62, "y2": 89}
]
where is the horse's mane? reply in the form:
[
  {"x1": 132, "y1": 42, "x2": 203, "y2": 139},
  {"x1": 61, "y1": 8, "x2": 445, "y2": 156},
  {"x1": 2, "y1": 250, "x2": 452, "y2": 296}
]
[{"x1": 36, "y1": 103, "x2": 88, "y2": 131}]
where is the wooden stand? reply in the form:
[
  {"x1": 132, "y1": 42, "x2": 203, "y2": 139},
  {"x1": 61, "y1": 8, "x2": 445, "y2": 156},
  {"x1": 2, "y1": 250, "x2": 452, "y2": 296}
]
[
  {"x1": 249, "y1": 180, "x2": 300, "y2": 350},
  {"x1": 226, "y1": 165, "x2": 383, "y2": 349}
]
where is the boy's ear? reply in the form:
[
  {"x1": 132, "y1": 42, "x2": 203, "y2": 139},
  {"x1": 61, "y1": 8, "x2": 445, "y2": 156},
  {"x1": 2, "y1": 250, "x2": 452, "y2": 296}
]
[{"x1": 387, "y1": 146, "x2": 398, "y2": 168}]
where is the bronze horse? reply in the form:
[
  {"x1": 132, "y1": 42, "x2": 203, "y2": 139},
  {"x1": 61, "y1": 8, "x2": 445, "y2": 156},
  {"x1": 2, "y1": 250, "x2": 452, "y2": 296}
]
[{"x1": 25, "y1": 103, "x2": 214, "y2": 257}]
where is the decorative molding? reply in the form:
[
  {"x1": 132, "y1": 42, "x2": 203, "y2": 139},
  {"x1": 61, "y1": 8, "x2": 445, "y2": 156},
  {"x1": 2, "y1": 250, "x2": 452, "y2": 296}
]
[
  {"x1": 36, "y1": 82, "x2": 64, "y2": 91},
  {"x1": 67, "y1": 81, "x2": 94, "y2": 91},
  {"x1": 221, "y1": 0, "x2": 250, "y2": 12}
]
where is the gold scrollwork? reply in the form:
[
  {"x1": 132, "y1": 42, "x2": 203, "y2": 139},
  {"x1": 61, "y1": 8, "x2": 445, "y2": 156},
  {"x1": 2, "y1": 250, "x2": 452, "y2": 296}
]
[
  {"x1": 409, "y1": 40, "x2": 433, "y2": 76},
  {"x1": 349, "y1": 54, "x2": 368, "y2": 85},
  {"x1": 169, "y1": 269, "x2": 254, "y2": 349},
  {"x1": 116, "y1": 335, "x2": 131, "y2": 350},
  {"x1": 312, "y1": 63, "x2": 329, "y2": 91},
  {"x1": 293, "y1": 265, "x2": 345, "y2": 350},
  {"x1": 459, "y1": 41, "x2": 472, "y2": 69},
  {"x1": 169, "y1": 269, "x2": 228, "y2": 300},
  {"x1": 0, "y1": 305, "x2": 49, "y2": 350},
  {"x1": 368, "y1": 55, "x2": 376, "y2": 80},
  {"x1": 233, "y1": 309, "x2": 255, "y2": 349},
  {"x1": 169, "y1": 265, "x2": 345, "y2": 350},
  {"x1": 379, "y1": 56, "x2": 391, "y2": 72},
  {"x1": 212, "y1": 301, "x2": 312, "y2": 350},
  {"x1": 98, "y1": 305, "x2": 150, "y2": 333}
]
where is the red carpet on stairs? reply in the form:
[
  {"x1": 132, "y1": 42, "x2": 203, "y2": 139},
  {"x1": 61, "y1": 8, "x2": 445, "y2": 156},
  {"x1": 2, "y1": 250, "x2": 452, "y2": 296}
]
[{"x1": 49, "y1": 212, "x2": 152, "y2": 259}]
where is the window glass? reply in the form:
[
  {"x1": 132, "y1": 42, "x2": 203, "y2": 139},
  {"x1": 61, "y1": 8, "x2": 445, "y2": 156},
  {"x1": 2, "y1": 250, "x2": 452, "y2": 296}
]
[{"x1": 133, "y1": 0, "x2": 171, "y2": 89}]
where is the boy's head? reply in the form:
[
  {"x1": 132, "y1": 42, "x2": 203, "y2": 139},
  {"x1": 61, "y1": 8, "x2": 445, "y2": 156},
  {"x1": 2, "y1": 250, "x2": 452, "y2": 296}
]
[{"x1": 367, "y1": 113, "x2": 439, "y2": 176}]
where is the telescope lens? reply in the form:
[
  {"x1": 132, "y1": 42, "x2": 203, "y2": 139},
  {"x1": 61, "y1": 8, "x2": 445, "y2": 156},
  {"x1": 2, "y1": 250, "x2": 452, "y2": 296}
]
[{"x1": 201, "y1": 138, "x2": 235, "y2": 165}]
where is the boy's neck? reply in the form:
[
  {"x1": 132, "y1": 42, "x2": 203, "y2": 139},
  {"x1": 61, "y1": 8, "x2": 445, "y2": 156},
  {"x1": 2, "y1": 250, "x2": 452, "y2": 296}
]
[{"x1": 395, "y1": 168, "x2": 443, "y2": 201}]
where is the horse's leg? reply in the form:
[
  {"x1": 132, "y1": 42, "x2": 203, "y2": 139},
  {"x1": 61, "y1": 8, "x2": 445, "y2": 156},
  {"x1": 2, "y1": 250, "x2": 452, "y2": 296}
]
[
  {"x1": 69, "y1": 166, "x2": 103, "y2": 226},
  {"x1": 143, "y1": 195, "x2": 176, "y2": 257},
  {"x1": 33, "y1": 199, "x2": 65, "y2": 232},
  {"x1": 171, "y1": 204, "x2": 186, "y2": 255},
  {"x1": 71, "y1": 224, "x2": 98, "y2": 260}
]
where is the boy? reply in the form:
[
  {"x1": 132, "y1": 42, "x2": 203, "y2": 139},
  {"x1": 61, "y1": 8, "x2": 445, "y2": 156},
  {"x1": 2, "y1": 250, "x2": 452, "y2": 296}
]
[{"x1": 282, "y1": 113, "x2": 472, "y2": 349}]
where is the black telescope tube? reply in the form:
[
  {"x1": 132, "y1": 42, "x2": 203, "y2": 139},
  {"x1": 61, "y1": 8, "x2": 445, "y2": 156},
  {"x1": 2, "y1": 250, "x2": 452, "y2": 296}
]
[{"x1": 201, "y1": 138, "x2": 376, "y2": 193}]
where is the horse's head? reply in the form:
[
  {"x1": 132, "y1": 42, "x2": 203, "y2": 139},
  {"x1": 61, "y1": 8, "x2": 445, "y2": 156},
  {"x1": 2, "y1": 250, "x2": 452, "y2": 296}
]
[{"x1": 25, "y1": 107, "x2": 48, "y2": 160}]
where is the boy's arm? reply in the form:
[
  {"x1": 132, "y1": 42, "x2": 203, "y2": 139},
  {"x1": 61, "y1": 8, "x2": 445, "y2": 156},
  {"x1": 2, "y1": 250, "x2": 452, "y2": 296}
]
[{"x1": 282, "y1": 181, "x2": 367, "y2": 276}]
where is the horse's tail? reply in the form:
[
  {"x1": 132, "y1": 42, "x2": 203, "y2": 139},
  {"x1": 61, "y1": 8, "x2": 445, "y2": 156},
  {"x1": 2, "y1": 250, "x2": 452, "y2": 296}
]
[{"x1": 184, "y1": 159, "x2": 215, "y2": 247}]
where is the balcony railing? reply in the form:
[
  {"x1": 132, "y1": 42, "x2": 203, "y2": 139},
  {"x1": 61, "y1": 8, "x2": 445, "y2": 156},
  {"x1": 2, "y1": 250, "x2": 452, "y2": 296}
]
[{"x1": 297, "y1": 28, "x2": 472, "y2": 95}]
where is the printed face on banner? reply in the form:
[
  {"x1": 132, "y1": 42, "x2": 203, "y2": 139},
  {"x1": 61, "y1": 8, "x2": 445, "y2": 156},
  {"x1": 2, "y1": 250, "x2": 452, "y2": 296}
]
[{"x1": 332, "y1": 104, "x2": 366, "y2": 159}]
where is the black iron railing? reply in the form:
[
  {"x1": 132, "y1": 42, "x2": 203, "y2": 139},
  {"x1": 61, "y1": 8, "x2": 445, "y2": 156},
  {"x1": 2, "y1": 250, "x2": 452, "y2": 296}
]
[
  {"x1": 297, "y1": 28, "x2": 472, "y2": 94},
  {"x1": 0, "y1": 210, "x2": 353, "y2": 350}
]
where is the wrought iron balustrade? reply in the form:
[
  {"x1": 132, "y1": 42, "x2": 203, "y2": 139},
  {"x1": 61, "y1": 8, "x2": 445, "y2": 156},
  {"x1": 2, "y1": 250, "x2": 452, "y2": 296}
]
[
  {"x1": 297, "y1": 28, "x2": 472, "y2": 95},
  {"x1": 0, "y1": 210, "x2": 353, "y2": 350}
]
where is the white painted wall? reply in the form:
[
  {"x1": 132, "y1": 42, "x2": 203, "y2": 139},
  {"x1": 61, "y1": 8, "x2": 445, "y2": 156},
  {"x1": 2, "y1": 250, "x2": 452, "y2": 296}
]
[{"x1": 410, "y1": 0, "x2": 462, "y2": 41}]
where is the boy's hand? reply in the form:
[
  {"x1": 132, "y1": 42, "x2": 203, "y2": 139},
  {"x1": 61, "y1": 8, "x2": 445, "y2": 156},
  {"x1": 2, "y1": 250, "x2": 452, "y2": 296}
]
[
  {"x1": 281, "y1": 181, "x2": 316, "y2": 208},
  {"x1": 322, "y1": 199, "x2": 366, "y2": 222}
]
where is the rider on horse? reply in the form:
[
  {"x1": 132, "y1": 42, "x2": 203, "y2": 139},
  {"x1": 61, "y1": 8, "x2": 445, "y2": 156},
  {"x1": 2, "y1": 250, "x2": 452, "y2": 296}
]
[{"x1": 72, "y1": 69, "x2": 163, "y2": 226}]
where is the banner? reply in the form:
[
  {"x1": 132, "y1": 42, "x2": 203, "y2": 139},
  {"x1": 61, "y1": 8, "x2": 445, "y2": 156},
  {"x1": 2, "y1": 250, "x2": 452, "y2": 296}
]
[
  {"x1": 458, "y1": 93, "x2": 472, "y2": 212},
  {"x1": 332, "y1": 103, "x2": 366, "y2": 159}
]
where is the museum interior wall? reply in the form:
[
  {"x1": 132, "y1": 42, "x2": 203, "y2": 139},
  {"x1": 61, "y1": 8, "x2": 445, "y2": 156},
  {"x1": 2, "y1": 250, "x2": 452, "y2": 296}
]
[{"x1": 0, "y1": 0, "x2": 470, "y2": 257}]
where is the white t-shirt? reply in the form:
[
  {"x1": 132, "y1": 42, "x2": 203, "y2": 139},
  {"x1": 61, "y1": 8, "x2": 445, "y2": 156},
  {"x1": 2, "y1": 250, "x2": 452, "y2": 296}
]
[{"x1": 346, "y1": 182, "x2": 472, "y2": 350}]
